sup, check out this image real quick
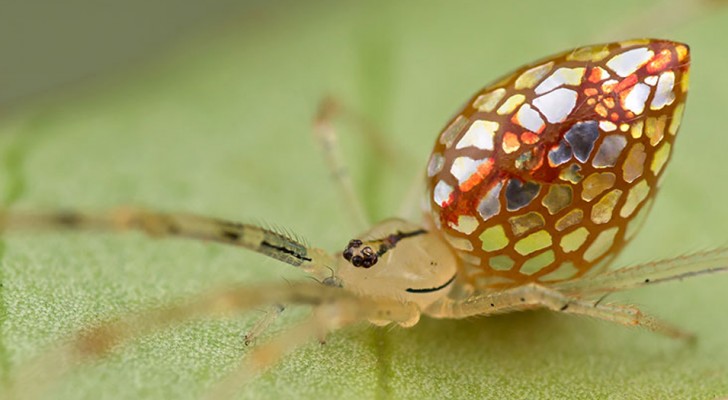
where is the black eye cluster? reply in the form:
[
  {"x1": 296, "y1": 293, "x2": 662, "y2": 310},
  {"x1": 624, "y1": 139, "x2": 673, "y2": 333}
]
[{"x1": 342, "y1": 239, "x2": 378, "y2": 268}]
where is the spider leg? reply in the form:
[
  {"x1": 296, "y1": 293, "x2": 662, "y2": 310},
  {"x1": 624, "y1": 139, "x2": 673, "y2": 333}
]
[
  {"x1": 425, "y1": 283, "x2": 692, "y2": 340},
  {"x1": 314, "y1": 96, "x2": 417, "y2": 229},
  {"x1": 313, "y1": 97, "x2": 372, "y2": 230},
  {"x1": 551, "y1": 246, "x2": 728, "y2": 297},
  {"x1": 206, "y1": 293, "x2": 417, "y2": 399},
  {"x1": 9, "y1": 281, "x2": 419, "y2": 400},
  {"x1": 243, "y1": 304, "x2": 285, "y2": 346},
  {"x1": 0, "y1": 208, "x2": 336, "y2": 280},
  {"x1": 207, "y1": 314, "x2": 323, "y2": 400},
  {"x1": 314, "y1": 96, "x2": 402, "y2": 170}
]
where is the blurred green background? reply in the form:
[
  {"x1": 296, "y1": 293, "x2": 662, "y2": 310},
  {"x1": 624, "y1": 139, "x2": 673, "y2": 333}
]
[{"x1": 1, "y1": 0, "x2": 728, "y2": 399}]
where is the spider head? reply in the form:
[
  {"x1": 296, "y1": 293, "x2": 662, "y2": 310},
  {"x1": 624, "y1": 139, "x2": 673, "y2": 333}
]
[
  {"x1": 335, "y1": 218, "x2": 459, "y2": 312},
  {"x1": 342, "y1": 239, "x2": 378, "y2": 268}
]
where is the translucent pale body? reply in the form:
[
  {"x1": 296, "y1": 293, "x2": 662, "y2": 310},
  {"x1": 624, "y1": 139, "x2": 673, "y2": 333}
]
[{"x1": 337, "y1": 220, "x2": 460, "y2": 310}]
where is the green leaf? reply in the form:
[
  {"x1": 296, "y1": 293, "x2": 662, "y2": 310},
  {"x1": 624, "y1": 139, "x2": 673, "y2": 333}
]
[{"x1": 2, "y1": 1, "x2": 728, "y2": 399}]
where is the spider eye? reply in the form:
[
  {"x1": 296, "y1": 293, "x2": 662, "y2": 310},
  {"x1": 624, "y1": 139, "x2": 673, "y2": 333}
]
[
  {"x1": 342, "y1": 240, "x2": 378, "y2": 268},
  {"x1": 342, "y1": 239, "x2": 360, "y2": 261}
]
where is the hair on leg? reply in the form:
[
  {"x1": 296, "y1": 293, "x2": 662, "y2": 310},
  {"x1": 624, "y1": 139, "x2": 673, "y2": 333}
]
[
  {"x1": 0, "y1": 208, "x2": 336, "y2": 280},
  {"x1": 9, "y1": 281, "x2": 419, "y2": 399},
  {"x1": 243, "y1": 304, "x2": 285, "y2": 346},
  {"x1": 551, "y1": 247, "x2": 728, "y2": 298},
  {"x1": 426, "y1": 283, "x2": 693, "y2": 340},
  {"x1": 206, "y1": 293, "x2": 418, "y2": 399}
]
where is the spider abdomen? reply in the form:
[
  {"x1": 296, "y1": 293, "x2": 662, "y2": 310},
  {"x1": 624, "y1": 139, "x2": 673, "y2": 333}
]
[{"x1": 425, "y1": 39, "x2": 690, "y2": 289}]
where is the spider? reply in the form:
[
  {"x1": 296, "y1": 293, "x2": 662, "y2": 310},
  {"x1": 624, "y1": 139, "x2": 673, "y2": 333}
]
[{"x1": 4, "y1": 38, "x2": 726, "y2": 398}]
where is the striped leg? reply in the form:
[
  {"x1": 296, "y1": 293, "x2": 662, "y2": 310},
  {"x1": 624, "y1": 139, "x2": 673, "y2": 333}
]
[
  {"x1": 426, "y1": 283, "x2": 692, "y2": 340},
  {"x1": 0, "y1": 207, "x2": 336, "y2": 280}
]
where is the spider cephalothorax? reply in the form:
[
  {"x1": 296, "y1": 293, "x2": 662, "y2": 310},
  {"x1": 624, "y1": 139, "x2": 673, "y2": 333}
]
[{"x1": 336, "y1": 219, "x2": 458, "y2": 312}]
